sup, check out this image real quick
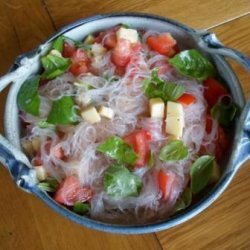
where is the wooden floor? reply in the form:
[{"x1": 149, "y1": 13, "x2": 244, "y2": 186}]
[{"x1": 0, "y1": 1, "x2": 249, "y2": 249}]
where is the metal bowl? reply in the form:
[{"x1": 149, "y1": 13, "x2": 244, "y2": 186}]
[{"x1": 0, "y1": 13, "x2": 249, "y2": 234}]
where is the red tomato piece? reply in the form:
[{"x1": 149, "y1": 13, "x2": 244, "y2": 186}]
[
  {"x1": 124, "y1": 130, "x2": 152, "y2": 167},
  {"x1": 203, "y1": 78, "x2": 228, "y2": 108},
  {"x1": 177, "y1": 93, "x2": 197, "y2": 105},
  {"x1": 111, "y1": 39, "x2": 132, "y2": 67},
  {"x1": 69, "y1": 48, "x2": 90, "y2": 76},
  {"x1": 158, "y1": 171, "x2": 176, "y2": 200},
  {"x1": 45, "y1": 141, "x2": 65, "y2": 160},
  {"x1": 115, "y1": 66, "x2": 126, "y2": 76},
  {"x1": 54, "y1": 176, "x2": 92, "y2": 206},
  {"x1": 62, "y1": 41, "x2": 76, "y2": 58},
  {"x1": 95, "y1": 27, "x2": 117, "y2": 49},
  {"x1": 147, "y1": 33, "x2": 176, "y2": 56}
]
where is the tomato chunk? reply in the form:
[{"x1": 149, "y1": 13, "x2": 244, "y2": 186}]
[
  {"x1": 111, "y1": 39, "x2": 132, "y2": 67},
  {"x1": 54, "y1": 176, "x2": 92, "y2": 206},
  {"x1": 62, "y1": 41, "x2": 76, "y2": 58},
  {"x1": 177, "y1": 93, "x2": 196, "y2": 105},
  {"x1": 95, "y1": 27, "x2": 117, "y2": 49},
  {"x1": 147, "y1": 33, "x2": 176, "y2": 56},
  {"x1": 124, "y1": 130, "x2": 152, "y2": 167},
  {"x1": 203, "y1": 78, "x2": 228, "y2": 108},
  {"x1": 158, "y1": 171, "x2": 176, "y2": 200},
  {"x1": 69, "y1": 48, "x2": 90, "y2": 76}
]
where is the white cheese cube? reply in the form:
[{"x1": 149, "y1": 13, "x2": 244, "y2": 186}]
[
  {"x1": 49, "y1": 49, "x2": 62, "y2": 57},
  {"x1": 81, "y1": 106, "x2": 101, "y2": 124},
  {"x1": 116, "y1": 27, "x2": 138, "y2": 43},
  {"x1": 92, "y1": 43, "x2": 106, "y2": 56},
  {"x1": 149, "y1": 98, "x2": 165, "y2": 118},
  {"x1": 84, "y1": 34, "x2": 95, "y2": 45},
  {"x1": 99, "y1": 106, "x2": 114, "y2": 119},
  {"x1": 35, "y1": 166, "x2": 47, "y2": 181},
  {"x1": 165, "y1": 101, "x2": 184, "y2": 138}
]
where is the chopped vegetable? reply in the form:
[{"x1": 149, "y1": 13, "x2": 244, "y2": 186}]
[
  {"x1": 190, "y1": 155, "x2": 214, "y2": 194},
  {"x1": 159, "y1": 140, "x2": 188, "y2": 162},
  {"x1": 73, "y1": 202, "x2": 90, "y2": 215},
  {"x1": 47, "y1": 96, "x2": 78, "y2": 125},
  {"x1": 104, "y1": 163, "x2": 143, "y2": 200},
  {"x1": 174, "y1": 188, "x2": 192, "y2": 212},
  {"x1": 169, "y1": 49, "x2": 215, "y2": 80},
  {"x1": 38, "y1": 178, "x2": 59, "y2": 192},
  {"x1": 17, "y1": 75, "x2": 40, "y2": 116},
  {"x1": 52, "y1": 36, "x2": 65, "y2": 52},
  {"x1": 177, "y1": 93, "x2": 196, "y2": 105},
  {"x1": 143, "y1": 69, "x2": 185, "y2": 102},
  {"x1": 158, "y1": 171, "x2": 176, "y2": 200},
  {"x1": 81, "y1": 106, "x2": 101, "y2": 124},
  {"x1": 97, "y1": 136, "x2": 137, "y2": 165}
]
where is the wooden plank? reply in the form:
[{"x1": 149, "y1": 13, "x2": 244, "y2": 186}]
[
  {"x1": 156, "y1": 15, "x2": 250, "y2": 250},
  {"x1": 44, "y1": 0, "x2": 250, "y2": 30}
]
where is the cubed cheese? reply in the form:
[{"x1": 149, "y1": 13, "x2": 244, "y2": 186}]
[
  {"x1": 35, "y1": 166, "x2": 47, "y2": 181},
  {"x1": 21, "y1": 139, "x2": 34, "y2": 156},
  {"x1": 92, "y1": 43, "x2": 106, "y2": 56},
  {"x1": 165, "y1": 101, "x2": 184, "y2": 138},
  {"x1": 149, "y1": 98, "x2": 165, "y2": 118},
  {"x1": 81, "y1": 106, "x2": 101, "y2": 124},
  {"x1": 99, "y1": 106, "x2": 114, "y2": 119},
  {"x1": 84, "y1": 34, "x2": 95, "y2": 45},
  {"x1": 116, "y1": 27, "x2": 138, "y2": 43}
]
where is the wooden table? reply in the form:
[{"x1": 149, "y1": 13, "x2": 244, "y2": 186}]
[{"x1": 0, "y1": 1, "x2": 249, "y2": 249}]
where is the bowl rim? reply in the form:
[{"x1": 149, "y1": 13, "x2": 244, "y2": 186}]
[{"x1": 4, "y1": 12, "x2": 244, "y2": 234}]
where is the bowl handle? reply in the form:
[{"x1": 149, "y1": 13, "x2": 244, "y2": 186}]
[
  {"x1": 0, "y1": 65, "x2": 37, "y2": 192},
  {"x1": 229, "y1": 102, "x2": 250, "y2": 172},
  {"x1": 198, "y1": 32, "x2": 250, "y2": 71}
]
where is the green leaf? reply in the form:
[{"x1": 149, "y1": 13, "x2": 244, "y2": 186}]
[
  {"x1": 38, "y1": 178, "x2": 59, "y2": 192},
  {"x1": 17, "y1": 75, "x2": 41, "y2": 116},
  {"x1": 73, "y1": 202, "x2": 90, "y2": 215},
  {"x1": 190, "y1": 155, "x2": 214, "y2": 194},
  {"x1": 47, "y1": 96, "x2": 78, "y2": 125},
  {"x1": 169, "y1": 49, "x2": 216, "y2": 80},
  {"x1": 142, "y1": 69, "x2": 185, "y2": 102},
  {"x1": 174, "y1": 188, "x2": 192, "y2": 213},
  {"x1": 52, "y1": 36, "x2": 65, "y2": 52},
  {"x1": 104, "y1": 163, "x2": 143, "y2": 200},
  {"x1": 159, "y1": 140, "x2": 189, "y2": 162},
  {"x1": 41, "y1": 54, "x2": 71, "y2": 79},
  {"x1": 97, "y1": 136, "x2": 137, "y2": 165},
  {"x1": 38, "y1": 120, "x2": 55, "y2": 128},
  {"x1": 211, "y1": 102, "x2": 238, "y2": 127}
]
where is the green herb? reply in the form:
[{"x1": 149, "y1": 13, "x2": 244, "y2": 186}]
[
  {"x1": 47, "y1": 96, "x2": 78, "y2": 125},
  {"x1": 190, "y1": 155, "x2": 214, "y2": 194},
  {"x1": 38, "y1": 178, "x2": 59, "y2": 192},
  {"x1": 159, "y1": 140, "x2": 188, "y2": 162},
  {"x1": 142, "y1": 69, "x2": 185, "y2": 102},
  {"x1": 17, "y1": 75, "x2": 41, "y2": 116},
  {"x1": 41, "y1": 54, "x2": 71, "y2": 79},
  {"x1": 211, "y1": 102, "x2": 238, "y2": 126},
  {"x1": 104, "y1": 163, "x2": 143, "y2": 200},
  {"x1": 52, "y1": 36, "x2": 65, "y2": 52},
  {"x1": 97, "y1": 136, "x2": 137, "y2": 165},
  {"x1": 169, "y1": 49, "x2": 216, "y2": 80},
  {"x1": 73, "y1": 202, "x2": 90, "y2": 215},
  {"x1": 174, "y1": 188, "x2": 192, "y2": 213}
]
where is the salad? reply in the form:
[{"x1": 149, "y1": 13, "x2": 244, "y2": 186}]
[{"x1": 18, "y1": 25, "x2": 237, "y2": 223}]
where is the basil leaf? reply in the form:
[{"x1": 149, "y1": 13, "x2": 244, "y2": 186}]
[
  {"x1": 159, "y1": 140, "x2": 188, "y2": 162},
  {"x1": 174, "y1": 188, "x2": 192, "y2": 212},
  {"x1": 190, "y1": 155, "x2": 214, "y2": 194},
  {"x1": 17, "y1": 75, "x2": 41, "y2": 116},
  {"x1": 73, "y1": 202, "x2": 90, "y2": 215},
  {"x1": 104, "y1": 163, "x2": 143, "y2": 200},
  {"x1": 97, "y1": 136, "x2": 137, "y2": 165},
  {"x1": 38, "y1": 178, "x2": 59, "y2": 192},
  {"x1": 142, "y1": 69, "x2": 185, "y2": 102},
  {"x1": 211, "y1": 102, "x2": 238, "y2": 126},
  {"x1": 52, "y1": 36, "x2": 65, "y2": 52},
  {"x1": 47, "y1": 96, "x2": 78, "y2": 125},
  {"x1": 169, "y1": 49, "x2": 215, "y2": 80},
  {"x1": 41, "y1": 54, "x2": 71, "y2": 79}
]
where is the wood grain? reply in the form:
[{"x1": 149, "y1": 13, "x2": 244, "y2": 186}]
[
  {"x1": 0, "y1": 1, "x2": 249, "y2": 250},
  {"x1": 44, "y1": 0, "x2": 250, "y2": 29},
  {"x1": 156, "y1": 15, "x2": 250, "y2": 250}
]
